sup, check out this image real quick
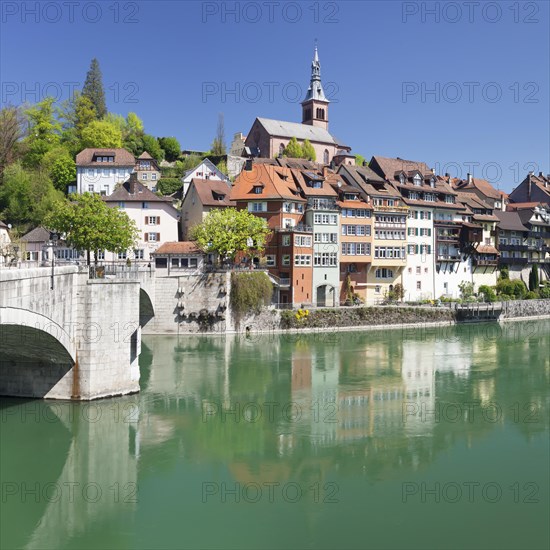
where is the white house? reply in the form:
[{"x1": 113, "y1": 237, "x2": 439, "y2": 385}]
[
  {"x1": 103, "y1": 174, "x2": 180, "y2": 262},
  {"x1": 0, "y1": 220, "x2": 12, "y2": 264},
  {"x1": 75, "y1": 148, "x2": 135, "y2": 196},
  {"x1": 181, "y1": 158, "x2": 230, "y2": 198}
]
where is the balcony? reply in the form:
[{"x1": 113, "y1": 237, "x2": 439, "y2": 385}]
[
  {"x1": 437, "y1": 235, "x2": 461, "y2": 242},
  {"x1": 373, "y1": 205, "x2": 409, "y2": 213},
  {"x1": 275, "y1": 225, "x2": 313, "y2": 233},
  {"x1": 473, "y1": 258, "x2": 499, "y2": 267},
  {"x1": 498, "y1": 244, "x2": 528, "y2": 252},
  {"x1": 269, "y1": 273, "x2": 291, "y2": 287},
  {"x1": 527, "y1": 230, "x2": 550, "y2": 239},
  {"x1": 374, "y1": 222, "x2": 406, "y2": 229},
  {"x1": 499, "y1": 257, "x2": 528, "y2": 266},
  {"x1": 437, "y1": 255, "x2": 461, "y2": 262},
  {"x1": 307, "y1": 199, "x2": 337, "y2": 211}
]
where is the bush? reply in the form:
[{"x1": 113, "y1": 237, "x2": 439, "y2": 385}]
[
  {"x1": 230, "y1": 272, "x2": 273, "y2": 321},
  {"x1": 539, "y1": 285, "x2": 550, "y2": 299},
  {"x1": 525, "y1": 291, "x2": 538, "y2": 300},
  {"x1": 478, "y1": 285, "x2": 497, "y2": 302},
  {"x1": 499, "y1": 294, "x2": 513, "y2": 301},
  {"x1": 158, "y1": 178, "x2": 182, "y2": 196}
]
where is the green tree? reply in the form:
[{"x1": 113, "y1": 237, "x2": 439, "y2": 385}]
[
  {"x1": 82, "y1": 58, "x2": 107, "y2": 119},
  {"x1": 58, "y1": 93, "x2": 98, "y2": 155},
  {"x1": 282, "y1": 137, "x2": 303, "y2": 158},
  {"x1": 80, "y1": 120, "x2": 122, "y2": 148},
  {"x1": 158, "y1": 137, "x2": 181, "y2": 162},
  {"x1": 0, "y1": 162, "x2": 63, "y2": 229},
  {"x1": 158, "y1": 178, "x2": 182, "y2": 196},
  {"x1": 499, "y1": 266, "x2": 509, "y2": 280},
  {"x1": 45, "y1": 193, "x2": 138, "y2": 265},
  {"x1": 528, "y1": 264, "x2": 539, "y2": 292},
  {"x1": 458, "y1": 281, "x2": 475, "y2": 301},
  {"x1": 355, "y1": 154, "x2": 366, "y2": 166},
  {"x1": 23, "y1": 98, "x2": 62, "y2": 167},
  {"x1": 478, "y1": 285, "x2": 497, "y2": 302},
  {"x1": 190, "y1": 208, "x2": 271, "y2": 263},
  {"x1": 302, "y1": 139, "x2": 316, "y2": 161},
  {"x1": 50, "y1": 156, "x2": 76, "y2": 192},
  {"x1": 141, "y1": 134, "x2": 164, "y2": 161}
]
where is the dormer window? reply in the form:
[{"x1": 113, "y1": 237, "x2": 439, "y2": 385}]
[
  {"x1": 344, "y1": 193, "x2": 358, "y2": 201},
  {"x1": 213, "y1": 192, "x2": 225, "y2": 201},
  {"x1": 445, "y1": 195, "x2": 455, "y2": 204},
  {"x1": 430, "y1": 177, "x2": 436, "y2": 188},
  {"x1": 253, "y1": 185, "x2": 263, "y2": 194},
  {"x1": 413, "y1": 174, "x2": 422, "y2": 186},
  {"x1": 399, "y1": 174, "x2": 405, "y2": 185}
]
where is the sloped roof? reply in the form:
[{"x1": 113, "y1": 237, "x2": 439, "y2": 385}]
[
  {"x1": 153, "y1": 242, "x2": 202, "y2": 255},
  {"x1": 452, "y1": 177, "x2": 502, "y2": 200},
  {"x1": 231, "y1": 164, "x2": 304, "y2": 201},
  {"x1": 20, "y1": 226, "x2": 51, "y2": 242},
  {"x1": 338, "y1": 164, "x2": 400, "y2": 199},
  {"x1": 138, "y1": 151, "x2": 153, "y2": 159},
  {"x1": 290, "y1": 168, "x2": 338, "y2": 198},
  {"x1": 104, "y1": 174, "x2": 174, "y2": 203},
  {"x1": 371, "y1": 156, "x2": 432, "y2": 179},
  {"x1": 0, "y1": 220, "x2": 9, "y2": 230},
  {"x1": 494, "y1": 211, "x2": 528, "y2": 232},
  {"x1": 256, "y1": 118, "x2": 339, "y2": 145},
  {"x1": 76, "y1": 148, "x2": 135, "y2": 166},
  {"x1": 191, "y1": 179, "x2": 235, "y2": 207}
]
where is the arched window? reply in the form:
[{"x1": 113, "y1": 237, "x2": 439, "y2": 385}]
[
  {"x1": 279, "y1": 143, "x2": 285, "y2": 156},
  {"x1": 323, "y1": 149, "x2": 329, "y2": 164},
  {"x1": 319, "y1": 109, "x2": 325, "y2": 120}
]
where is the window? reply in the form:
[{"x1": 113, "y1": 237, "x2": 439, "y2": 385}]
[
  {"x1": 416, "y1": 266, "x2": 421, "y2": 275},
  {"x1": 266, "y1": 255, "x2": 276, "y2": 267},
  {"x1": 374, "y1": 246, "x2": 406, "y2": 259},
  {"x1": 342, "y1": 243, "x2": 371, "y2": 255},
  {"x1": 294, "y1": 235, "x2": 312, "y2": 247},
  {"x1": 408, "y1": 245, "x2": 415, "y2": 254},
  {"x1": 399, "y1": 174, "x2": 405, "y2": 185},
  {"x1": 134, "y1": 249, "x2": 144, "y2": 260},
  {"x1": 414, "y1": 174, "x2": 422, "y2": 186},
  {"x1": 88, "y1": 184, "x2": 95, "y2": 192},
  {"x1": 375, "y1": 285, "x2": 381, "y2": 294},
  {"x1": 314, "y1": 252, "x2": 338, "y2": 266},
  {"x1": 314, "y1": 213, "x2": 337, "y2": 224},
  {"x1": 315, "y1": 232, "x2": 338, "y2": 243},
  {"x1": 375, "y1": 268, "x2": 394, "y2": 279},
  {"x1": 142, "y1": 202, "x2": 149, "y2": 209},
  {"x1": 279, "y1": 143, "x2": 285, "y2": 156},
  {"x1": 294, "y1": 254, "x2": 311, "y2": 266},
  {"x1": 151, "y1": 173, "x2": 157, "y2": 180},
  {"x1": 445, "y1": 195, "x2": 455, "y2": 204},
  {"x1": 146, "y1": 233, "x2": 159, "y2": 242},
  {"x1": 283, "y1": 202, "x2": 293, "y2": 212},
  {"x1": 282, "y1": 255, "x2": 290, "y2": 266},
  {"x1": 142, "y1": 173, "x2": 148, "y2": 180},
  {"x1": 282, "y1": 235, "x2": 291, "y2": 246},
  {"x1": 96, "y1": 250, "x2": 105, "y2": 260},
  {"x1": 296, "y1": 203, "x2": 304, "y2": 213},
  {"x1": 147, "y1": 216, "x2": 159, "y2": 225},
  {"x1": 417, "y1": 281, "x2": 422, "y2": 290},
  {"x1": 118, "y1": 251, "x2": 127, "y2": 260},
  {"x1": 283, "y1": 218, "x2": 295, "y2": 228},
  {"x1": 87, "y1": 168, "x2": 95, "y2": 176},
  {"x1": 248, "y1": 202, "x2": 267, "y2": 212},
  {"x1": 324, "y1": 150, "x2": 329, "y2": 164},
  {"x1": 118, "y1": 201, "x2": 125, "y2": 208},
  {"x1": 253, "y1": 186, "x2": 263, "y2": 194},
  {"x1": 409, "y1": 192, "x2": 419, "y2": 200}
]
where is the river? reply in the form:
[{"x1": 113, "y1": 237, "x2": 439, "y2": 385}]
[{"x1": 1, "y1": 320, "x2": 549, "y2": 549}]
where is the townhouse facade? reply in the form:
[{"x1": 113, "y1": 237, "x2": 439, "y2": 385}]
[{"x1": 134, "y1": 151, "x2": 161, "y2": 191}]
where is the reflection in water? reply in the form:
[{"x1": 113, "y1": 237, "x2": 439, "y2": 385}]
[{"x1": 1, "y1": 321, "x2": 548, "y2": 550}]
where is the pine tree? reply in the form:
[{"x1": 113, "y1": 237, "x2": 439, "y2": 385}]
[
  {"x1": 82, "y1": 58, "x2": 107, "y2": 119},
  {"x1": 529, "y1": 264, "x2": 539, "y2": 292}
]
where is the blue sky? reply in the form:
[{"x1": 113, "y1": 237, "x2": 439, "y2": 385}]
[{"x1": 1, "y1": 0, "x2": 549, "y2": 191}]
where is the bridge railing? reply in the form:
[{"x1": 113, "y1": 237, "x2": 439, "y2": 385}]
[{"x1": 89, "y1": 262, "x2": 154, "y2": 280}]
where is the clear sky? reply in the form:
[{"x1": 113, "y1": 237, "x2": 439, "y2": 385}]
[{"x1": 1, "y1": 0, "x2": 549, "y2": 192}]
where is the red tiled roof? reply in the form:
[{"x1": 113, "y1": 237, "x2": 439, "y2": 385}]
[
  {"x1": 452, "y1": 177, "x2": 502, "y2": 200},
  {"x1": 231, "y1": 164, "x2": 303, "y2": 201},
  {"x1": 104, "y1": 174, "x2": 174, "y2": 203},
  {"x1": 76, "y1": 148, "x2": 135, "y2": 167},
  {"x1": 153, "y1": 242, "x2": 202, "y2": 255},
  {"x1": 337, "y1": 200, "x2": 373, "y2": 209},
  {"x1": 191, "y1": 179, "x2": 235, "y2": 207}
]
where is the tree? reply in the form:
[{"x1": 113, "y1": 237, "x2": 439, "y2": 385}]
[
  {"x1": 458, "y1": 281, "x2": 475, "y2": 300},
  {"x1": 302, "y1": 139, "x2": 316, "y2": 161},
  {"x1": 82, "y1": 58, "x2": 107, "y2": 119},
  {"x1": 282, "y1": 137, "x2": 303, "y2": 158},
  {"x1": 141, "y1": 134, "x2": 164, "y2": 161},
  {"x1": 211, "y1": 113, "x2": 226, "y2": 155},
  {"x1": 355, "y1": 154, "x2": 366, "y2": 167},
  {"x1": 50, "y1": 156, "x2": 76, "y2": 192},
  {"x1": 478, "y1": 285, "x2": 497, "y2": 302},
  {"x1": 58, "y1": 93, "x2": 98, "y2": 155},
  {"x1": 0, "y1": 162, "x2": 63, "y2": 229},
  {"x1": 80, "y1": 120, "x2": 122, "y2": 148},
  {"x1": 23, "y1": 98, "x2": 62, "y2": 167},
  {"x1": 190, "y1": 208, "x2": 271, "y2": 263},
  {"x1": 45, "y1": 193, "x2": 138, "y2": 265},
  {"x1": 0, "y1": 105, "x2": 26, "y2": 175},
  {"x1": 158, "y1": 137, "x2": 181, "y2": 162},
  {"x1": 528, "y1": 264, "x2": 539, "y2": 292}
]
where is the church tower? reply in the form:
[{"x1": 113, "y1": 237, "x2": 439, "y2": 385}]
[{"x1": 301, "y1": 46, "x2": 330, "y2": 130}]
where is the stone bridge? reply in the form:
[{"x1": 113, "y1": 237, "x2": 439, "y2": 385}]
[{"x1": 0, "y1": 265, "x2": 152, "y2": 400}]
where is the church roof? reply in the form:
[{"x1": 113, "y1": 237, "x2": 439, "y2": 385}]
[
  {"x1": 256, "y1": 117, "x2": 338, "y2": 145},
  {"x1": 302, "y1": 46, "x2": 329, "y2": 103}
]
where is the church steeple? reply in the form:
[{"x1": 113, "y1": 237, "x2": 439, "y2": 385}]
[{"x1": 301, "y1": 45, "x2": 329, "y2": 130}]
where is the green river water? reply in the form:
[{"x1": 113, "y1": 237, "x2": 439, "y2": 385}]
[{"x1": 1, "y1": 320, "x2": 549, "y2": 550}]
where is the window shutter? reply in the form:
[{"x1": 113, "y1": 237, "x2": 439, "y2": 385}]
[
  {"x1": 428, "y1": 228, "x2": 432, "y2": 236},
  {"x1": 145, "y1": 216, "x2": 149, "y2": 225},
  {"x1": 415, "y1": 211, "x2": 419, "y2": 219},
  {"x1": 157, "y1": 216, "x2": 160, "y2": 225},
  {"x1": 415, "y1": 245, "x2": 419, "y2": 254},
  {"x1": 415, "y1": 228, "x2": 419, "y2": 236},
  {"x1": 144, "y1": 233, "x2": 149, "y2": 242},
  {"x1": 428, "y1": 245, "x2": 432, "y2": 254},
  {"x1": 157, "y1": 233, "x2": 160, "y2": 241}
]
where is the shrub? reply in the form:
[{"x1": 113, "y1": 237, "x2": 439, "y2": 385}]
[
  {"x1": 525, "y1": 291, "x2": 538, "y2": 300},
  {"x1": 478, "y1": 285, "x2": 497, "y2": 303},
  {"x1": 230, "y1": 271, "x2": 273, "y2": 319},
  {"x1": 158, "y1": 178, "x2": 182, "y2": 196},
  {"x1": 539, "y1": 285, "x2": 550, "y2": 299}
]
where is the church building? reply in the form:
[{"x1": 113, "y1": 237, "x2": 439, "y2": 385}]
[{"x1": 244, "y1": 47, "x2": 351, "y2": 164}]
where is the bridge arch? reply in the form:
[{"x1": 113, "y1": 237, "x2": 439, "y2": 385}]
[{"x1": 139, "y1": 288, "x2": 155, "y2": 328}]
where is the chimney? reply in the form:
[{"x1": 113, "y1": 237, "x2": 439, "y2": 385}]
[
  {"x1": 431, "y1": 168, "x2": 435, "y2": 175},
  {"x1": 467, "y1": 173, "x2": 473, "y2": 184},
  {"x1": 322, "y1": 166, "x2": 330, "y2": 178},
  {"x1": 128, "y1": 174, "x2": 136, "y2": 195},
  {"x1": 539, "y1": 171, "x2": 544, "y2": 177}
]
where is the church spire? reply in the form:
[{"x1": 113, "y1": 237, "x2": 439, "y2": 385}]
[
  {"x1": 301, "y1": 44, "x2": 329, "y2": 130},
  {"x1": 303, "y1": 44, "x2": 328, "y2": 103}
]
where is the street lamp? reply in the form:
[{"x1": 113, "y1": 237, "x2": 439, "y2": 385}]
[{"x1": 49, "y1": 232, "x2": 59, "y2": 290}]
